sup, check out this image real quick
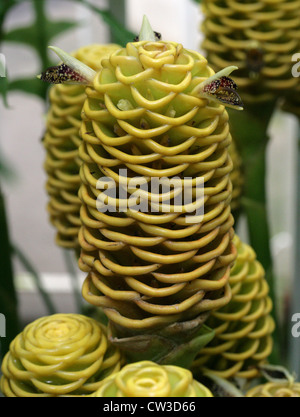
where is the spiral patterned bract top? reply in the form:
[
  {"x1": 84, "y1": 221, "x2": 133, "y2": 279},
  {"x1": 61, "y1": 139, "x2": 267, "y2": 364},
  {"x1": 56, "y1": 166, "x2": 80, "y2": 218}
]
[
  {"x1": 90, "y1": 361, "x2": 213, "y2": 397},
  {"x1": 0, "y1": 314, "x2": 122, "y2": 397},
  {"x1": 246, "y1": 381, "x2": 300, "y2": 397},
  {"x1": 43, "y1": 44, "x2": 120, "y2": 249},
  {"x1": 202, "y1": 0, "x2": 300, "y2": 103},
  {"x1": 192, "y1": 235, "x2": 274, "y2": 380},
  {"x1": 79, "y1": 39, "x2": 236, "y2": 334}
]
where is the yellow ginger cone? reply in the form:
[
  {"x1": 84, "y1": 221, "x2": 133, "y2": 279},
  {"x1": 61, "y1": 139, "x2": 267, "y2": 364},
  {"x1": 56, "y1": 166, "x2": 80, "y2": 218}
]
[
  {"x1": 90, "y1": 361, "x2": 213, "y2": 397},
  {"x1": 201, "y1": 0, "x2": 300, "y2": 103},
  {"x1": 38, "y1": 17, "x2": 243, "y2": 366},
  {"x1": 192, "y1": 235, "x2": 274, "y2": 380},
  {"x1": 246, "y1": 364, "x2": 300, "y2": 397},
  {"x1": 246, "y1": 381, "x2": 300, "y2": 397},
  {"x1": 44, "y1": 44, "x2": 120, "y2": 250},
  {"x1": 0, "y1": 314, "x2": 122, "y2": 397},
  {"x1": 78, "y1": 25, "x2": 239, "y2": 338}
]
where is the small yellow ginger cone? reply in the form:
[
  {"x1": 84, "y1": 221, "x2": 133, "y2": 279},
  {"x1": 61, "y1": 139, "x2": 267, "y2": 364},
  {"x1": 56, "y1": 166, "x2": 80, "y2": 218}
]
[
  {"x1": 201, "y1": 0, "x2": 300, "y2": 103},
  {"x1": 246, "y1": 381, "x2": 300, "y2": 397},
  {"x1": 90, "y1": 361, "x2": 213, "y2": 397},
  {"x1": 192, "y1": 235, "x2": 274, "y2": 380},
  {"x1": 246, "y1": 365, "x2": 300, "y2": 397},
  {"x1": 0, "y1": 314, "x2": 122, "y2": 397},
  {"x1": 43, "y1": 44, "x2": 120, "y2": 250}
]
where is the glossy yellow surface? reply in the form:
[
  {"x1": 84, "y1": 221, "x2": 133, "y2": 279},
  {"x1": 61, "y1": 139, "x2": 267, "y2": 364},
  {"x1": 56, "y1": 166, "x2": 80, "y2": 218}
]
[
  {"x1": 192, "y1": 235, "x2": 274, "y2": 379},
  {"x1": 90, "y1": 361, "x2": 213, "y2": 397},
  {"x1": 44, "y1": 44, "x2": 120, "y2": 249},
  {"x1": 0, "y1": 314, "x2": 122, "y2": 397},
  {"x1": 79, "y1": 39, "x2": 237, "y2": 332},
  {"x1": 246, "y1": 381, "x2": 300, "y2": 397},
  {"x1": 202, "y1": 0, "x2": 300, "y2": 103}
]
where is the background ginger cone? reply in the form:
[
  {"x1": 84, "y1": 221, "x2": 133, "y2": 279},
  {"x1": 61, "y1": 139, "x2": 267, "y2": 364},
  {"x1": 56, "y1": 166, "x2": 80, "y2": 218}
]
[
  {"x1": 43, "y1": 44, "x2": 120, "y2": 250},
  {"x1": 90, "y1": 361, "x2": 213, "y2": 397},
  {"x1": 0, "y1": 314, "x2": 123, "y2": 397},
  {"x1": 200, "y1": 0, "x2": 299, "y2": 360},
  {"x1": 78, "y1": 38, "x2": 238, "y2": 365},
  {"x1": 246, "y1": 381, "x2": 300, "y2": 397},
  {"x1": 192, "y1": 235, "x2": 274, "y2": 380},
  {"x1": 201, "y1": 0, "x2": 300, "y2": 104}
]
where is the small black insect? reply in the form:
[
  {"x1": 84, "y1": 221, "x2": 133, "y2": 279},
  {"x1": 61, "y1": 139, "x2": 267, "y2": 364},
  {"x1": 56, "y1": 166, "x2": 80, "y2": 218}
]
[{"x1": 39, "y1": 63, "x2": 86, "y2": 84}]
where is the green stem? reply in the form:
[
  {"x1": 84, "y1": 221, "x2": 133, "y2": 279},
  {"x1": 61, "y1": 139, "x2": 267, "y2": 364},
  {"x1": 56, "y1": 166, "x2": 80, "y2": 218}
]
[
  {"x1": 288, "y1": 120, "x2": 300, "y2": 375},
  {"x1": 12, "y1": 244, "x2": 56, "y2": 316},
  {"x1": 32, "y1": 0, "x2": 50, "y2": 100},
  {"x1": 62, "y1": 249, "x2": 83, "y2": 314}
]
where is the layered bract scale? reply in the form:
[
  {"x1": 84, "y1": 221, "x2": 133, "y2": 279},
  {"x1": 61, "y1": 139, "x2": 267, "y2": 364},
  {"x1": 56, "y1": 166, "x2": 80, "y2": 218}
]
[
  {"x1": 79, "y1": 40, "x2": 236, "y2": 333},
  {"x1": 44, "y1": 44, "x2": 120, "y2": 249},
  {"x1": 202, "y1": 0, "x2": 300, "y2": 103},
  {"x1": 192, "y1": 235, "x2": 274, "y2": 379}
]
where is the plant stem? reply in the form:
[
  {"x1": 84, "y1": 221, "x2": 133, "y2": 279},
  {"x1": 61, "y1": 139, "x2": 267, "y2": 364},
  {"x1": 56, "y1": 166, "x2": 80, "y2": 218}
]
[
  {"x1": 32, "y1": 0, "x2": 50, "y2": 100},
  {"x1": 12, "y1": 244, "x2": 56, "y2": 316},
  {"x1": 0, "y1": 184, "x2": 20, "y2": 359},
  {"x1": 288, "y1": 120, "x2": 300, "y2": 375},
  {"x1": 62, "y1": 249, "x2": 83, "y2": 314}
]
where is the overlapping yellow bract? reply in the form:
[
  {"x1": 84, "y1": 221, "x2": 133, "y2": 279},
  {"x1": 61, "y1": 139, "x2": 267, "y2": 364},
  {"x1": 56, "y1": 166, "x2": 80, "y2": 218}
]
[
  {"x1": 90, "y1": 361, "x2": 213, "y2": 397},
  {"x1": 43, "y1": 44, "x2": 120, "y2": 249},
  {"x1": 0, "y1": 314, "x2": 122, "y2": 397},
  {"x1": 246, "y1": 381, "x2": 300, "y2": 397},
  {"x1": 202, "y1": 0, "x2": 300, "y2": 103},
  {"x1": 78, "y1": 39, "x2": 237, "y2": 333},
  {"x1": 192, "y1": 235, "x2": 274, "y2": 379}
]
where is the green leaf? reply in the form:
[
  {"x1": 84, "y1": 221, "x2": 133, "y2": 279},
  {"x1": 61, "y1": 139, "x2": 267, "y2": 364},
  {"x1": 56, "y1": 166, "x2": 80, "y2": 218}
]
[
  {"x1": 199, "y1": 373, "x2": 245, "y2": 397},
  {"x1": 108, "y1": 313, "x2": 215, "y2": 369},
  {"x1": 43, "y1": 19, "x2": 79, "y2": 44},
  {"x1": 0, "y1": 75, "x2": 9, "y2": 107},
  {"x1": 84, "y1": 5, "x2": 136, "y2": 46},
  {"x1": 0, "y1": 186, "x2": 20, "y2": 360},
  {"x1": 8, "y1": 77, "x2": 48, "y2": 100},
  {"x1": 3, "y1": 25, "x2": 38, "y2": 49},
  {"x1": 3, "y1": 19, "x2": 78, "y2": 51}
]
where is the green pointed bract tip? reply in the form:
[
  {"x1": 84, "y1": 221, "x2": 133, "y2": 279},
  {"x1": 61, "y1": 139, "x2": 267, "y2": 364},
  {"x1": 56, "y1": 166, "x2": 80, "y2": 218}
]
[
  {"x1": 138, "y1": 15, "x2": 157, "y2": 42},
  {"x1": 194, "y1": 66, "x2": 244, "y2": 111},
  {"x1": 37, "y1": 46, "x2": 96, "y2": 85}
]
